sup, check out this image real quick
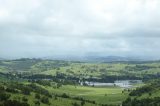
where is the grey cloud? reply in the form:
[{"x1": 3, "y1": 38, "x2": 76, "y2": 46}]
[{"x1": 0, "y1": 0, "x2": 160, "y2": 59}]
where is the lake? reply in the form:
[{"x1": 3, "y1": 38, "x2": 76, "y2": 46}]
[{"x1": 83, "y1": 80, "x2": 143, "y2": 88}]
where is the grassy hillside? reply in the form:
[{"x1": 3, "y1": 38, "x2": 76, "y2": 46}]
[
  {"x1": 1, "y1": 59, "x2": 160, "y2": 81},
  {"x1": 122, "y1": 79, "x2": 160, "y2": 106},
  {"x1": 0, "y1": 59, "x2": 160, "y2": 106},
  {"x1": 0, "y1": 80, "x2": 99, "y2": 106},
  {"x1": 43, "y1": 85, "x2": 128, "y2": 105}
]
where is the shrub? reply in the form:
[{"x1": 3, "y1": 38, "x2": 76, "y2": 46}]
[
  {"x1": 35, "y1": 93, "x2": 41, "y2": 99},
  {"x1": 41, "y1": 96, "x2": 49, "y2": 104}
]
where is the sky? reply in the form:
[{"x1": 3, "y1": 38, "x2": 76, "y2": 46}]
[{"x1": 0, "y1": 0, "x2": 160, "y2": 59}]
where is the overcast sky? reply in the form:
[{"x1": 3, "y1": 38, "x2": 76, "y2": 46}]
[{"x1": 0, "y1": 0, "x2": 160, "y2": 59}]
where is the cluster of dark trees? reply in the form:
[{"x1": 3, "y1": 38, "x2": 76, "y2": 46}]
[
  {"x1": 31, "y1": 80, "x2": 51, "y2": 86},
  {"x1": 129, "y1": 79, "x2": 160, "y2": 96},
  {"x1": 129, "y1": 86, "x2": 153, "y2": 96},
  {"x1": 122, "y1": 79, "x2": 160, "y2": 106},
  {"x1": 0, "y1": 85, "x2": 29, "y2": 106},
  {"x1": 23, "y1": 70, "x2": 160, "y2": 85},
  {"x1": 2, "y1": 100, "x2": 29, "y2": 106},
  {"x1": 0, "y1": 80, "x2": 99, "y2": 106},
  {"x1": 72, "y1": 100, "x2": 85, "y2": 106},
  {"x1": 25, "y1": 73, "x2": 139, "y2": 85},
  {"x1": 55, "y1": 93, "x2": 96, "y2": 105},
  {"x1": 89, "y1": 75, "x2": 141, "y2": 83},
  {"x1": 125, "y1": 65, "x2": 155, "y2": 72},
  {"x1": 0, "y1": 81, "x2": 52, "y2": 106},
  {"x1": 122, "y1": 97, "x2": 160, "y2": 106},
  {"x1": 26, "y1": 73, "x2": 80, "y2": 86}
]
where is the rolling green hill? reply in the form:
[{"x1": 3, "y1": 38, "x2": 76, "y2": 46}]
[
  {"x1": 0, "y1": 58, "x2": 160, "y2": 106},
  {"x1": 122, "y1": 79, "x2": 160, "y2": 106}
]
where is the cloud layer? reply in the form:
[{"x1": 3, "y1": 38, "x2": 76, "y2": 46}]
[{"x1": 0, "y1": 0, "x2": 160, "y2": 59}]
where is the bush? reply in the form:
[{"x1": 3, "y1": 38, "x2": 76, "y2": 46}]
[
  {"x1": 22, "y1": 96, "x2": 28, "y2": 102},
  {"x1": 22, "y1": 89, "x2": 31, "y2": 95},
  {"x1": 72, "y1": 102, "x2": 80, "y2": 106},
  {"x1": 0, "y1": 93, "x2": 10, "y2": 101},
  {"x1": 34, "y1": 100, "x2": 40, "y2": 106},
  {"x1": 3, "y1": 100, "x2": 29, "y2": 106},
  {"x1": 81, "y1": 100, "x2": 85, "y2": 106},
  {"x1": 61, "y1": 93, "x2": 70, "y2": 98},
  {"x1": 35, "y1": 93, "x2": 41, "y2": 99},
  {"x1": 41, "y1": 96, "x2": 49, "y2": 104},
  {"x1": 6, "y1": 88, "x2": 18, "y2": 93}
]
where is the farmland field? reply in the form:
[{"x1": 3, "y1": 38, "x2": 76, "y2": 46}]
[{"x1": 0, "y1": 59, "x2": 160, "y2": 106}]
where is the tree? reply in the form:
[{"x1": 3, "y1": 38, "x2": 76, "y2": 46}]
[
  {"x1": 81, "y1": 100, "x2": 85, "y2": 106},
  {"x1": 72, "y1": 102, "x2": 80, "y2": 106},
  {"x1": 3, "y1": 100, "x2": 29, "y2": 106},
  {"x1": 35, "y1": 93, "x2": 41, "y2": 99},
  {"x1": 0, "y1": 93, "x2": 10, "y2": 101},
  {"x1": 22, "y1": 96, "x2": 28, "y2": 102},
  {"x1": 61, "y1": 93, "x2": 69, "y2": 98},
  {"x1": 41, "y1": 96, "x2": 49, "y2": 104},
  {"x1": 34, "y1": 100, "x2": 40, "y2": 106}
]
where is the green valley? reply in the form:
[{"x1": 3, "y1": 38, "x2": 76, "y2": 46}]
[{"x1": 0, "y1": 58, "x2": 160, "y2": 106}]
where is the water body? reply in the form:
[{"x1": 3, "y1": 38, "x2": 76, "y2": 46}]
[{"x1": 84, "y1": 80, "x2": 142, "y2": 88}]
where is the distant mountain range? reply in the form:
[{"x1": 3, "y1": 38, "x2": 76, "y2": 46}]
[
  {"x1": 0, "y1": 55, "x2": 158, "y2": 62},
  {"x1": 42, "y1": 55, "x2": 154, "y2": 62},
  {"x1": 0, "y1": 58, "x2": 5, "y2": 60},
  {"x1": 82, "y1": 56, "x2": 151, "y2": 62}
]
